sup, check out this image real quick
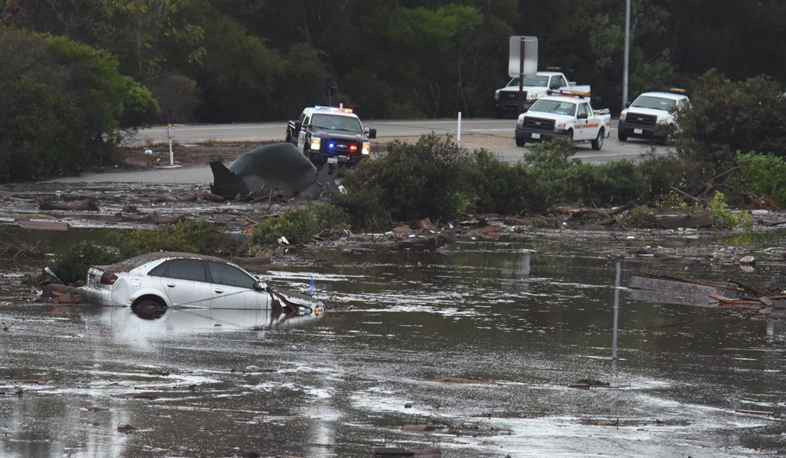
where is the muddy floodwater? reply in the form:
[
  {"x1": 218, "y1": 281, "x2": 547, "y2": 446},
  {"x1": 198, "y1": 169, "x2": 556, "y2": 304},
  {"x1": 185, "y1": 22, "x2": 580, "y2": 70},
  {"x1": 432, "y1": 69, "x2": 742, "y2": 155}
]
[{"x1": 2, "y1": 232, "x2": 786, "y2": 457}]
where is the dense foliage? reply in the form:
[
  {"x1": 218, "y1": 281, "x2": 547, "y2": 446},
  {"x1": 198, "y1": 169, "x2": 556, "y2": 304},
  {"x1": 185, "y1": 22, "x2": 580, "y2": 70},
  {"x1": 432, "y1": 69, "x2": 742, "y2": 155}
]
[
  {"x1": 0, "y1": 29, "x2": 158, "y2": 180},
  {"x1": 253, "y1": 204, "x2": 349, "y2": 245},
  {"x1": 3, "y1": 0, "x2": 784, "y2": 123},
  {"x1": 335, "y1": 134, "x2": 685, "y2": 229},
  {"x1": 674, "y1": 71, "x2": 786, "y2": 168}
]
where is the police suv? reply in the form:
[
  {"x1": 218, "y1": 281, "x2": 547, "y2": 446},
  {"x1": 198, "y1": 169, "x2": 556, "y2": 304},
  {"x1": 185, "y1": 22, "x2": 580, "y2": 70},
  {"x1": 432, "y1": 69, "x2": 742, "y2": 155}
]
[{"x1": 286, "y1": 106, "x2": 376, "y2": 166}]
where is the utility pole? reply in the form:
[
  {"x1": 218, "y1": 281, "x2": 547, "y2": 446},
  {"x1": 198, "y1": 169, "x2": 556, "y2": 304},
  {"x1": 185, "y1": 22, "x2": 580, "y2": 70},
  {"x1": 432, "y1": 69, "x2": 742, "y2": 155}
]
[{"x1": 622, "y1": 0, "x2": 631, "y2": 111}]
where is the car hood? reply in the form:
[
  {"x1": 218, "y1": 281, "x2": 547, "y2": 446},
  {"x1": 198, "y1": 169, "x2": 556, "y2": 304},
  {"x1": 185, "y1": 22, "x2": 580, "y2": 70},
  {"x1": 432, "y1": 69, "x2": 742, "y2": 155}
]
[{"x1": 622, "y1": 107, "x2": 673, "y2": 119}]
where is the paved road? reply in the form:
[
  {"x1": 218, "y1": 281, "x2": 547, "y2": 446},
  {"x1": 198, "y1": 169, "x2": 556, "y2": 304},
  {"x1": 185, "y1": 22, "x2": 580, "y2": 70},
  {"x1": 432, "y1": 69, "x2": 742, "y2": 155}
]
[
  {"x1": 133, "y1": 118, "x2": 670, "y2": 165},
  {"x1": 50, "y1": 119, "x2": 669, "y2": 183}
]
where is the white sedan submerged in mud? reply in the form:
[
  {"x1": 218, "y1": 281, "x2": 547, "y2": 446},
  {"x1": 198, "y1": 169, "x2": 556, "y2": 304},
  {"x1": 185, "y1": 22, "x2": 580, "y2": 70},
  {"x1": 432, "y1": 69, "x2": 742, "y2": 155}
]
[{"x1": 81, "y1": 252, "x2": 322, "y2": 313}]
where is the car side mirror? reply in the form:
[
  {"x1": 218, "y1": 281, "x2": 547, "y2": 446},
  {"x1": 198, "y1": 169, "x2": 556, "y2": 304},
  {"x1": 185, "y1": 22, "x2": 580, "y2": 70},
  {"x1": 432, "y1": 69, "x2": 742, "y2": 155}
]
[
  {"x1": 578, "y1": 112, "x2": 588, "y2": 119},
  {"x1": 625, "y1": 102, "x2": 631, "y2": 108},
  {"x1": 294, "y1": 120, "x2": 302, "y2": 129},
  {"x1": 366, "y1": 128, "x2": 377, "y2": 139},
  {"x1": 254, "y1": 281, "x2": 267, "y2": 291}
]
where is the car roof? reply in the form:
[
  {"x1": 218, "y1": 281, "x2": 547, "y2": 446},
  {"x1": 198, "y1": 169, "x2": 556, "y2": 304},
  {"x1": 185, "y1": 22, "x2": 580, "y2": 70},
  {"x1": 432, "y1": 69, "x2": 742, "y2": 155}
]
[
  {"x1": 95, "y1": 252, "x2": 237, "y2": 273},
  {"x1": 636, "y1": 92, "x2": 688, "y2": 101},
  {"x1": 303, "y1": 106, "x2": 359, "y2": 118}
]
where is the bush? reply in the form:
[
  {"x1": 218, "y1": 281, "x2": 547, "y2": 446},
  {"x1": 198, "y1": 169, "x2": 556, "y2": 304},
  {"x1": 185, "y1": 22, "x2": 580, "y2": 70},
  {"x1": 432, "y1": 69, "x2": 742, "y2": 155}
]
[
  {"x1": 0, "y1": 29, "x2": 159, "y2": 181},
  {"x1": 731, "y1": 152, "x2": 786, "y2": 208},
  {"x1": 335, "y1": 134, "x2": 473, "y2": 228},
  {"x1": 113, "y1": 222, "x2": 239, "y2": 258},
  {"x1": 462, "y1": 149, "x2": 528, "y2": 215},
  {"x1": 253, "y1": 204, "x2": 349, "y2": 245},
  {"x1": 675, "y1": 70, "x2": 786, "y2": 168},
  {"x1": 50, "y1": 242, "x2": 120, "y2": 286},
  {"x1": 707, "y1": 191, "x2": 751, "y2": 229}
]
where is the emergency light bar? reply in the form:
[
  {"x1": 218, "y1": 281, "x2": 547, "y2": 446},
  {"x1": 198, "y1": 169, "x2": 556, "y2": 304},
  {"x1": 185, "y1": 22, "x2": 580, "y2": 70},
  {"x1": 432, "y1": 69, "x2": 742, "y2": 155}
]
[{"x1": 314, "y1": 105, "x2": 354, "y2": 114}]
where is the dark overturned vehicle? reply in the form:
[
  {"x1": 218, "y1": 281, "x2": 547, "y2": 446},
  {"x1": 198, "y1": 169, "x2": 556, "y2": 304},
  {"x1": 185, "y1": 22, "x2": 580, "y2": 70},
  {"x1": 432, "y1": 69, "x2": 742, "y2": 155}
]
[
  {"x1": 285, "y1": 106, "x2": 376, "y2": 166},
  {"x1": 80, "y1": 252, "x2": 324, "y2": 316}
]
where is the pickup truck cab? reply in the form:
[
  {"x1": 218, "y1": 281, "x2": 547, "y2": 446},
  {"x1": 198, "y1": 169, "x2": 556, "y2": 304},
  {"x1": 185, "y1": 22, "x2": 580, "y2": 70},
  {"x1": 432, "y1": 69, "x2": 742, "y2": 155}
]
[
  {"x1": 618, "y1": 90, "x2": 689, "y2": 142},
  {"x1": 494, "y1": 70, "x2": 591, "y2": 117},
  {"x1": 515, "y1": 93, "x2": 611, "y2": 150},
  {"x1": 286, "y1": 106, "x2": 376, "y2": 165}
]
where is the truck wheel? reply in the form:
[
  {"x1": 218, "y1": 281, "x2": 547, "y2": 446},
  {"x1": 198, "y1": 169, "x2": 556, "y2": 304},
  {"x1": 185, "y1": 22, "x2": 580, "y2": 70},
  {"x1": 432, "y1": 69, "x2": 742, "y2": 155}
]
[
  {"x1": 515, "y1": 136, "x2": 525, "y2": 147},
  {"x1": 285, "y1": 130, "x2": 291, "y2": 143},
  {"x1": 618, "y1": 130, "x2": 628, "y2": 141},
  {"x1": 591, "y1": 128, "x2": 604, "y2": 150},
  {"x1": 566, "y1": 129, "x2": 574, "y2": 142}
]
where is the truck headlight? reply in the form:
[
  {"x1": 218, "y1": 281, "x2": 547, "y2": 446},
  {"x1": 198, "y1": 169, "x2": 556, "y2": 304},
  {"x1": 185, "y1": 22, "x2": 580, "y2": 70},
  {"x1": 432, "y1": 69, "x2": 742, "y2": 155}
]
[
  {"x1": 517, "y1": 116, "x2": 525, "y2": 128},
  {"x1": 494, "y1": 91, "x2": 500, "y2": 101},
  {"x1": 362, "y1": 142, "x2": 370, "y2": 155},
  {"x1": 657, "y1": 118, "x2": 669, "y2": 125},
  {"x1": 619, "y1": 112, "x2": 627, "y2": 122},
  {"x1": 554, "y1": 122, "x2": 565, "y2": 132},
  {"x1": 310, "y1": 137, "x2": 321, "y2": 151}
]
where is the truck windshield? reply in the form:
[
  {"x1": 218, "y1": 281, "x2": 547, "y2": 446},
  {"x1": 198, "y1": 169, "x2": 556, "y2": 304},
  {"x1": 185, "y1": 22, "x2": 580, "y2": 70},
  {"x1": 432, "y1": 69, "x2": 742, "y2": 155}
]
[
  {"x1": 528, "y1": 99, "x2": 576, "y2": 116},
  {"x1": 507, "y1": 75, "x2": 549, "y2": 87},
  {"x1": 631, "y1": 96, "x2": 677, "y2": 111},
  {"x1": 311, "y1": 114, "x2": 363, "y2": 133}
]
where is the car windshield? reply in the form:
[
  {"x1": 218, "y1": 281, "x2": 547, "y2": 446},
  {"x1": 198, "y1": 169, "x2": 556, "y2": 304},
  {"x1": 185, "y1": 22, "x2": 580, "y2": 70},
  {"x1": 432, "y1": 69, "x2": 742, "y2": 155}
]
[
  {"x1": 631, "y1": 96, "x2": 677, "y2": 111},
  {"x1": 507, "y1": 75, "x2": 549, "y2": 87},
  {"x1": 528, "y1": 99, "x2": 577, "y2": 116},
  {"x1": 311, "y1": 114, "x2": 362, "y2": 133}
]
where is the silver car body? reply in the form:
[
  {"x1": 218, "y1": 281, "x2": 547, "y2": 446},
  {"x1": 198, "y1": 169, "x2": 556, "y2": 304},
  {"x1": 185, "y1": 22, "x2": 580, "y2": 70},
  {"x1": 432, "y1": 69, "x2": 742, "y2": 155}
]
[{"x1": 81, "y1": 252, "x2": 274, "y2": 310}]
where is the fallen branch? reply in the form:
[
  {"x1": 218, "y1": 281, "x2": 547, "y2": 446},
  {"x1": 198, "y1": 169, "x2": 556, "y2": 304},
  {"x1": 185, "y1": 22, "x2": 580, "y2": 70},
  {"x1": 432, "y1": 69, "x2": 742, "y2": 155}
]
[{"x1": 669, "y1": 186, "x2": 705, "y2": 204}]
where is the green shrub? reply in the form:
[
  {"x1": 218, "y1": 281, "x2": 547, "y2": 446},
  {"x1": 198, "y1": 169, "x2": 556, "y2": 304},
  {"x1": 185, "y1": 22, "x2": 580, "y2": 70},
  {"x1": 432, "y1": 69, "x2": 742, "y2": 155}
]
[
  {"x1": 50, "y1": 242, "x2": 119, "y2": 286},
  {"x1": 732, "y1": 152, "x2": 786, "y2": 208},
  {"x1": 113, "y1": 222, "x2": 239, "y2": 258},
  {"x1": 253, "y1": 204, "x2": 349, "y2": 245},
  {"x1": 522, "y1": 138, "x2": 582, "y2": 212},
  {"x1": 674, "y1": 70, "x2": 786, "y2": 168},
  {"x1": 707, "y1": 191, "x2": 751, "y2": 229},
  {"x1": 335, "y1": 134, "x2": 473, "y2": 227},
  {"x1": 462, "y1": 149, "x2": 528, "y2": 215}
]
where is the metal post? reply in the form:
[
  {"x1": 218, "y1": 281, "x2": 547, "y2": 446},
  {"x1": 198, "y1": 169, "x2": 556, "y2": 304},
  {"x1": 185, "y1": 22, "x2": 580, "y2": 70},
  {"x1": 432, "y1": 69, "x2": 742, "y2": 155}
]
[
  {"x1": 517, "y1": 37, "x2": 525, "y2": 114},
  {"x1": 167, "y1": 123, "x2": 174, "y2": 166},
  {"x1": 457, "y1": 112, "x2": 462, "y2": 148},
  {"x1": 612, "y1": 261, "x2": 621, "y2": 372},
  {"x1": 622, "y1": 0, "x2": 631, "y2": 111}
]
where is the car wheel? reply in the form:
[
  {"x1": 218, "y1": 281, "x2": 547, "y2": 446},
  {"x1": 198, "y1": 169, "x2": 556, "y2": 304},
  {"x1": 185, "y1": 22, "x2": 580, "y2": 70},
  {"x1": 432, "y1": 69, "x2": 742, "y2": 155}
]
[
  {"x1": 618, "y1": 130, "x2": 628, "y2": 141},
  {"x1": 515, "y1": 136, "x2": 526, "y2": 147},
  {"x1": 591, "y1": 128, "x2": 604, "y2": 150},
  {"x1": 131, "y1": 297, "x2": 167, "y2": 320}
]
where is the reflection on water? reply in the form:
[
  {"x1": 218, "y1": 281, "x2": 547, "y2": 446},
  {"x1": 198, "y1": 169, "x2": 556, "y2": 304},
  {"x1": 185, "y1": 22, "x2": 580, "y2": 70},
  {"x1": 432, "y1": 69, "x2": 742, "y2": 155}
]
[
  {"x1": 81, "y1": 305, "x2": 325, "y2": 352},
  {"x1": 2, "y1": 234, "x2": 786, "y2": 457}
]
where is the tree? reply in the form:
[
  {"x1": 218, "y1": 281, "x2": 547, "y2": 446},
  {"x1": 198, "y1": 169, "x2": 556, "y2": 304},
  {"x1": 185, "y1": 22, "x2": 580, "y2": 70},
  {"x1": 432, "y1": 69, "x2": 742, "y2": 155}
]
[
  {"x1": 0, "y1": 29, "x2": 158, "y2": 181},
  {"x1": 675, "y1": 70, "x2": 786, "y2": 168}
]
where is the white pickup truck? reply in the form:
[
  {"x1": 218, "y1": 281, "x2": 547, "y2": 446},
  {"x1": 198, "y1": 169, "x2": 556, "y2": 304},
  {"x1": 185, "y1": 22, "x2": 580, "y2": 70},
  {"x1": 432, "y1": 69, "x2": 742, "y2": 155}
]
[
  {"x1": 618, "y1": 90, "x2": 689, "y2": 143},
  {"x1": 494, "y1": 70, "x2": 591, "y2": 117},
  {"x1": 514, "y1": 93, "x2": 611, "y2": 150}
]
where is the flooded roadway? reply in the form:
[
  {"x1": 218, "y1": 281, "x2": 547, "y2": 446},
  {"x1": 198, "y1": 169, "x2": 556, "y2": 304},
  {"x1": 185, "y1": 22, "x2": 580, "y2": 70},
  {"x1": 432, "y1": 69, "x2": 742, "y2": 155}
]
[{"x1": 2, "y1": 234, "x2": 786, "y2": 457}]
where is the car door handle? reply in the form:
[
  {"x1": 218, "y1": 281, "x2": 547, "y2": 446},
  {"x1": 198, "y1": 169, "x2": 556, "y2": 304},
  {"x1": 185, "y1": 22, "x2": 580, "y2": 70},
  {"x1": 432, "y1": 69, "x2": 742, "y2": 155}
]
[
  {"x1": 215, "y1": 289, "x2": 224, "y2": 294},
  {"x1": 166, "y1": 284, "x2": 176, "y2": 288}
]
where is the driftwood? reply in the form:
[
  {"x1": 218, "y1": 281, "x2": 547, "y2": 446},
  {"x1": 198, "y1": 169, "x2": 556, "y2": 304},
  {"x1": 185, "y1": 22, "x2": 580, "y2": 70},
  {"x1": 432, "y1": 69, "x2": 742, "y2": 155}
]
[
  {"x1": 39, "y1": 199, "x2": 100, "y2": 211},
  {"x1": 181, "y1": 192, "x2": 225, "y2": 203},
  {"x1": 17, "y1": 220, "x2": 70, "y2": 231},
  {"x1": 653, "y1": 212, "x2": 713, "y2": 229}
]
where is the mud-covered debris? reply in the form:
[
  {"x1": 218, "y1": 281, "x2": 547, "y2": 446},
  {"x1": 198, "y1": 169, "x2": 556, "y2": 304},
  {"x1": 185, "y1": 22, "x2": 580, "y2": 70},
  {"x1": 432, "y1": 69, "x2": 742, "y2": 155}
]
[
  {"x1": 432, "y1": 377, "x2": 490, "y2": 384},
  {"x1": 654, "y1": 211, "x2": 712, "y2": 229},
  {"x1": 736, "y1": 409, "x2": 775, "y2": 417},
  {"x1": 739, "y1": 255, "x2": 756, "y2": 265},
  {"x1": 53, "y1": 291, "x2": 78, "y2": 304},
  {"x1": 392, "y1": 225, "x2": 411, "y2": 234},
  {"x1": 582, "y1": 418, "x2": 619, "y2": 426},
  {"x1": 17, "y1": 220, "x2": 70, "y2": 231},
  {"x1": 39, "y1": 199, "x2": 100, "y2": 212},
  {"x1": 418, "y1": 218, "x2": 434, "y2": 231},
  {"x1": 569, "y1": 379, "x2": 610, "y2": 389},
  {"x1": 210, "y1": 143, "x2": 336, "y2": 200},
  {"x1": 117, "y1": 424, "x2": 137, "y2": 433}
]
